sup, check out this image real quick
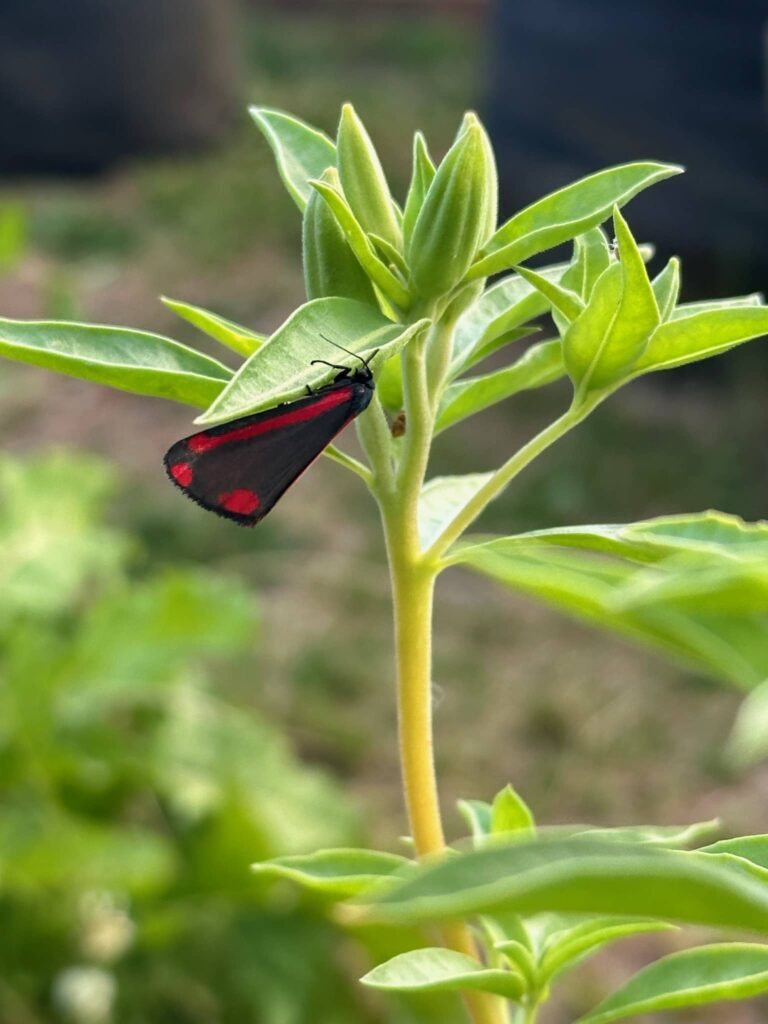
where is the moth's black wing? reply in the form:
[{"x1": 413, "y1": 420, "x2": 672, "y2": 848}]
[{"x1": 164, "y1": 379, "x2": 373, "y2": 525}]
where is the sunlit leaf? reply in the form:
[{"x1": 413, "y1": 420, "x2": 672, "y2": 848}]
[
  {"x1": 361, "y1": 948, "x2": 524, "y2": 999},
  {"x1": 250, "y1": 106, "x2": 336, "y2": 211},
  {"x1": 252, "y1": 848, "x2": 409, "y2": 897},
  {"x1": 161, "y1": 296, "x2": 264, "y2": 357}
]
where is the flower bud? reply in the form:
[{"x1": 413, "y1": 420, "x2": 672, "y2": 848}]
[
  {"x1": 302, "y1": 167, "x2": 378, "y2": 306},
  {"x1": 337, "y1": 103, "x2": 401, "y2": 249},
  {"x1": 407, "y1": 114, "x2": 497, "y2": 302}
]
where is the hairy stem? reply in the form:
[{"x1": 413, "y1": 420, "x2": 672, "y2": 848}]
[{"x1": 377, "y1": 311, "x2": 506, "y2": 1024}]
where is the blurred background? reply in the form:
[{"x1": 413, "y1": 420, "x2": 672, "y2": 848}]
[{"x1": 0, "y1": 2, "x2": 766, "y2": 1022}]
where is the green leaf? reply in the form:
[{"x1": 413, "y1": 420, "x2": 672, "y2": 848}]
[
  {"x1": 252, "y1": 848, "x2": 409, "y2": 897},
  {"x1": 540, "y1": 917, "x2": 676, "y2": 985},
  {"x1": 701, "y1": 836, "x2": 768, "y2": 872},
  {"x1": 457, "y1": 799, "x2": 493, "y2": 843},
  {"x1": 566, "y1": 227, "x2": 612, "y2": 300},
  {"x1": 491, "y1": 785, "x2": 535, "y2": 836},
  {"x1": 437, "y1": 339, "x2": 564, "y2": 433},
  {"x1": 670, "y1": 293, "x2": 764, "y2": 319},
  {"x1": 651, "y1": 257, "x2": 681, "y2": 321},
  {"x1": 337, "y1": 103, "x2": 401, "y2": 248},
  {"x1": 575, "y1": 821, "x2": 721, "y2": 849},
  {"x1": 362, "y1": 837, "x2": 768, "y2": 931},
  {"x1": 0, "y1": 316, "x2": 231, "y2": 407},
  {"x1": 249, "y1": 106, "x2": 336, "y2": 211},
  {"x1": 309, "y1": 178, "x2": 411, "y2": 309},
  {"x1": 514, "y1": 264, "x2": 584, "y2": 324},
  {"x1": 361, "y1": 948, "x2": 524, "y2": 1000},
  {"x1": 577, "y1": 944, "x2": 768, "y2": 1024},
  {"x1": 418, "y1": 473, "x2": 494, "y2": 551},
  {"x1": 565, "y1": 207, "x2": 659, "y2": 393},
  {"x1": 197, "y1": 298, "x2": 428, "y2": 424},
  {"x1": 161, "y1": 296, "x2": 264, "y2": 357},
  {"x1": 631, "y1": 306, "x2": 768, "y2": 375},
  {"x1": 450, "y1": 260, "x2": 569, "y2": 375},
  {"x1": 403, "y1": 132, "x2": 436, "y2": 248},
  {"x1": 470, "y1": 162, "x2": 682, "y2": 278},
  {"x1": 369, "y1": 233, "x2": 408, "y2": 277},
  {"x1": 303, "y1": 167, "x2": 379, "y2": 306}
]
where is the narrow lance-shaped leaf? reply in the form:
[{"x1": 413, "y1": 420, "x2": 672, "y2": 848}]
[
  {"x1": 438, "y1": 339, "x2": 565, "y2": 433},
  {"x1": 469, "y1": 162, "x2": 683, "y2": 278},
  {"x1": 651, "y1": 257, "x2": 681, "y2": 321},
  {"x1": 361, "y1": 948, "x2": 525, "y2": 1000},
  {"x1": 565, "y1": 227, "x2": 612, "y2": 300},
  {"x1": 303, "y1": 167, "x2": 379, "y2": 307},
  {"x1": 309, "y1": 178, "x2": 411, "y2": 310},
  {"x1": 337, "y1": 103, "x2": 401, "y2": 248},
  {"x1": 161, "y1": 296, "x2": 265, "y2": 358},
  {"x1": 670, "y1": 292, "x2": 764, "y2": 319},
  {"x1": 514, "y1": 264, "x2": 584, "y2": 324},
  {"x1": 403, "y1": 131, "x2": 436, "y2": 247},
  {"x1": 630, "y1": 306, "x2": 768, "y2": 376},
  {"x1": 197, "y1": 298, "x2": 429, "y2": 424},
  {"x1": 249, "y1": 106, "x2": 336, "y2": 211},
  {"x1": 251, "y1": 848, "x2": 409, "y2": 898},
  {"x1": 0, "y1": 317, "x2": 232, "y2": 408},
  {"x1": 362, "y1": 837, "x2": 768, "y2": 932},
  {"x1": 577, "y1": 944, "x2": 768, "y2": 1024},
  {"x1": 539, "y1": 918, "x2": 676, "y2": 986}
]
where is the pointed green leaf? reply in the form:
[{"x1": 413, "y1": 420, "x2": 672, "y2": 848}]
[
  {"x1": 337, "y1": 103, "x2": 401, "y2": 248},
  {"x1": 470, "y1": 162, "x2": 682, "y2": 278},
  {"x1": 515, "y1": 265, "x2": 584, "y2": 323},
  {"x1": 363, "y1": 837, "x2": 768, "y2": 931},
  {"x1": 361, "y1": 948, "x2": 525, "y2": 1000},
  {"x1": 418, "y1": 473, "x2": 494, "y2": 550},
  {"x1": 309, "y1": 178, "x2": 411, "y2": 309},
  {"x1": 541, "y1": 918, "x2": 676, "y2": 985},
  {"x1": 161, "y1": 296, "x2": 264, "y2": 357},
  {"x1": 631, "y1": 306, "x2": 768, "y2": 375},
  {"x1": 303, "y1": 167, "x2": 379, "y2": 306},
  {"x1": 403, "y1": 132, "x2": 436, "y2": 247},
  {"x1": 575, "y1": 820, "x2": 721, "y2": 849},
  {"x1": 369, "y1": 232, "x2": 408, "y2": 276},
  {"x1": 651, "y1": 257, "x2": 681, "y2": 321},
  {"x1": 198, "y1": 298, "x2": 428, "y2": 424},
  {"x1": 577, "y1": 944, "x2": 768, "y2": 1024},
  {"x1": 491, "y1": 785, "x2": 535, "y2": 836},
  {"x1": 457, "y1": 799, "x2": 493, "y2": 843},
  {"x1": 0, "y1": 317, "x2": 232, "y2": 407},
  {"x1": 252, "y1": 848, "x2": 409, "y2": 898},
  {"x1": 437, "y1": 339, "x2": 564, "y2": 433},
  {"x1": 670, "y1": 293, "x2": 764, "y2": 319},
  {"x1": 701, "y1": 836, "x2": 768, "y2": 871},
  {"x1": 566, "y1": 227, "x2": 612, "y2": 300},
  {"x1": 249, "y1": 106, "x2": 336, "y2": 211}
]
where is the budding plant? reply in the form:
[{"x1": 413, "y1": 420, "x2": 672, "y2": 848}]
[{"x1": 4, "y1": 104, "x2": 768, "y2": 1023}]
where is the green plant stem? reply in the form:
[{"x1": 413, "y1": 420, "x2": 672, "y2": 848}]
[
  {"x1": 324, "y1": 443, "x2": 372, "y2": 484},
  {"x1": 356, "y1": 392, "x2": 395, "y2": 493},
  {"x1": 426, "y1": 396, "x2": 599, "y2": 562},
  {"x1": 377, "y1": 312, "x2": 506, "y2": 1024}
]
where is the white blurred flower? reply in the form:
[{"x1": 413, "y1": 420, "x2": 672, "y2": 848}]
[
  {"x1": 78, "y1": 891, "x2": 135, "y2": 962},
  {"x1": 52, "y1": 966, "x2": 115, "y2": 1024}
]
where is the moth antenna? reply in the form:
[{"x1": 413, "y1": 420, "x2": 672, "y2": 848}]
[{"x1": 318, "y1": 332, "x2": 376, "y2": 370}]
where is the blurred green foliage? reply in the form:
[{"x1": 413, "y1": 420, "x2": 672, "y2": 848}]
[{"x1": 0, "y1": 450, "x2": 378, "y2": 1024}]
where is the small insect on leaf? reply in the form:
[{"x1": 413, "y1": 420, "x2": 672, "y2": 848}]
[{"x1": 164, "y1": 344, "x2": 375, "y2": 525}]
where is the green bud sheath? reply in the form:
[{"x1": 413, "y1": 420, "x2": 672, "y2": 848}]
[
  {"x1": 407, "y1": 115, "x2": 496, "y2": 302},
  {"x1": 303, "y1": 167, "x2": 378, "y2": 306},
  {"x1": 337, "y1": 103, "x2": 402, "y2": 250},
  {"x1": 402, "y1": 132, "x2": 436, "y2": 248}
]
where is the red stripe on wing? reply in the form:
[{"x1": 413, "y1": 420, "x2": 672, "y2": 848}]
[{"x1": 187, "y1": 386, "x2": 354, "y2": 453}]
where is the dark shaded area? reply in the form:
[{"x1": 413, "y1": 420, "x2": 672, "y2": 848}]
[
  {"x1": 487, "y1": 1, "x2": 768, "y2": 296},
  {"x1": 0, "y1": 0, "x2": 239, "y2": 175}
]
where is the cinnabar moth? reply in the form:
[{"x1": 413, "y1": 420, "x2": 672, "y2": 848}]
[{"x1": 164, "y1": 344, "x2": 376, "y2": 526}]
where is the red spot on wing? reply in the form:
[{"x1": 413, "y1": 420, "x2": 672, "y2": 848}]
[
  {"x1": 170, "y1": 461, "x2": 193, "y2": 487},
  {"x1": 187, "y1": 386, "x2": 354, "y2": 453},
  {"x1": 218, "y1": 489, "x2": 261, "y2": 515}
]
